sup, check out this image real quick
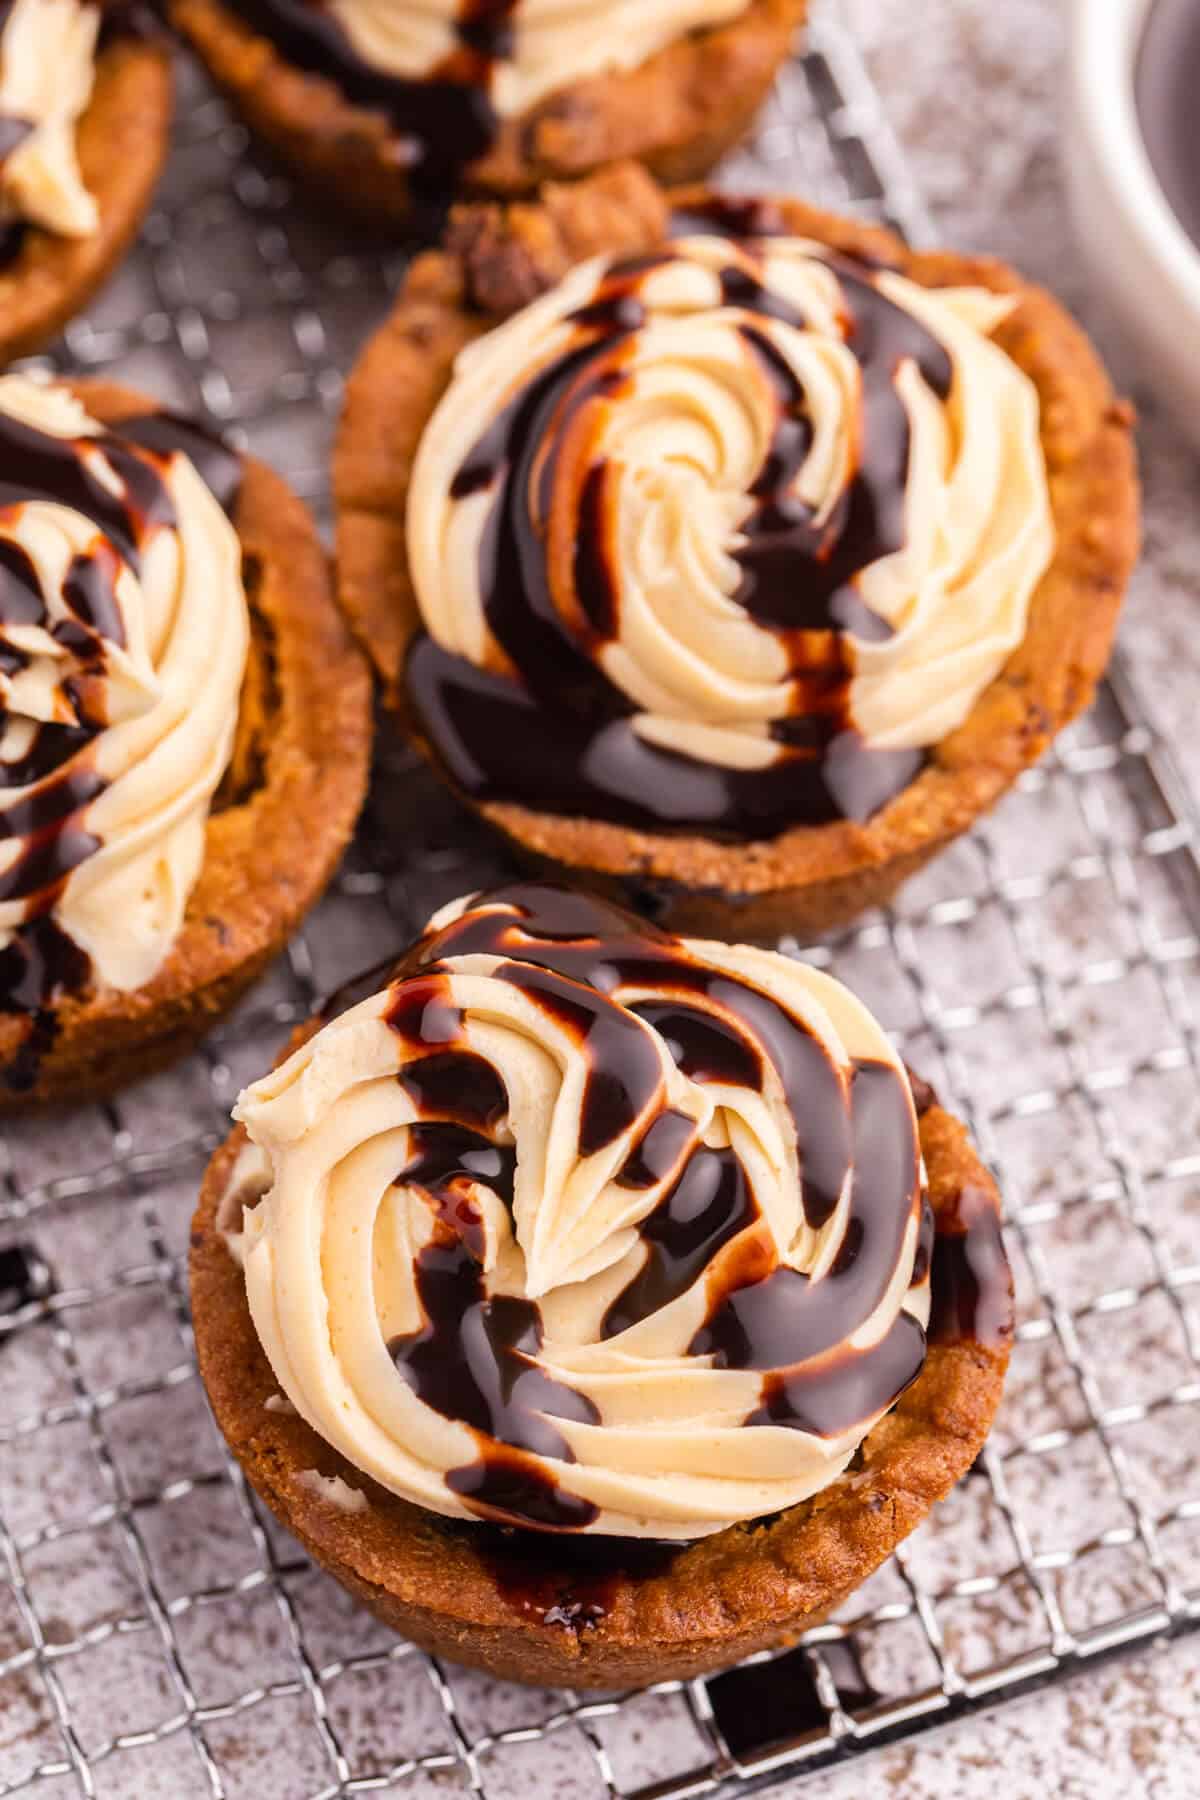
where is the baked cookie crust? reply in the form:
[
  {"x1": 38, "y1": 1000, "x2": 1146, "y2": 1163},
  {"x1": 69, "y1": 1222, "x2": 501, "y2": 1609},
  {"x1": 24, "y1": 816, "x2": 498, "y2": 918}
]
[
  {"x1": 334, "y1": 163, "x2": 1140, "y2": 939},
  {"x1": 0, "y1": 33, "x2": 173, "y2": 364},
  {"x1": 0, "y1": 380, "x2": 374, "y2": 1109},
  {"x1": 191, "y1": 1055, "x2": 1011, "y2": 1688},
  {"x1": 167, "y1": 0, "x2": 805, "y2": 226}
]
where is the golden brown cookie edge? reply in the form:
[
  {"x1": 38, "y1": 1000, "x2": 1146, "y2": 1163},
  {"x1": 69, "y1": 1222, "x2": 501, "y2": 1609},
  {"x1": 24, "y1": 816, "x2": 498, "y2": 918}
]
[{"x1": 333, "y1": 164, "x2": 1140, "y2": 937}]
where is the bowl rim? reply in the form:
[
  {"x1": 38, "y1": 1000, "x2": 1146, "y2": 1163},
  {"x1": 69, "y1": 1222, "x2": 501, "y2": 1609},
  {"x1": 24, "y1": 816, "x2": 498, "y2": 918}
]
[{"x1": 1068, "y1": 0, "x2": 1200, "y2": 314}]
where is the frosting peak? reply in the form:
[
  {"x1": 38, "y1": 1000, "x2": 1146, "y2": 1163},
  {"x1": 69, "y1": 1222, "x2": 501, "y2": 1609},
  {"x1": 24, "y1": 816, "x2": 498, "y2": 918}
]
[
  {"x1": 404, "y1": 225, "x2": 1054, "y2": 838},
  {"x1": 232, "y1": 884, "x2": 932, "y2": 1538}
]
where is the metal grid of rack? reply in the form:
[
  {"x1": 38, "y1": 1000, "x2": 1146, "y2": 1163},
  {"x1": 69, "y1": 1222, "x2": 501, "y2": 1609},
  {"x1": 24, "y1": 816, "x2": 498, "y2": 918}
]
[{"x1": 2, "y1": 4, "x2": 1199, "y2": 1795}]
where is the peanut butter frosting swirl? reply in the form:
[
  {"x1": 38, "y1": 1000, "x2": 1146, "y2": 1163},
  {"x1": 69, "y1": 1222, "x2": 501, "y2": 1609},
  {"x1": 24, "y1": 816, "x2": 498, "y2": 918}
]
[
  {"x1": 231, "y1": 883, "x2": 933, "y2": 1538},
  {"x1": 404, "y1": 223, "x2": 1054, "y2": 837},
  {"x1": 0, "y1": 0, "x2": 102, "y2": 238},
  {"x1": 0, "y1": 376, "x2": 247, "y2": 1018}
]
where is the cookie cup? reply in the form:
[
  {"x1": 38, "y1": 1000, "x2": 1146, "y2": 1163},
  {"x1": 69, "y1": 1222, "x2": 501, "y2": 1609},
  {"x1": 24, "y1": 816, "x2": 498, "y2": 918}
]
[
  {"x1": 190, "y1": 1056, "x2": 1011, "y2": 1689},
  {"x1": 334, "y1": 164, "x2": 1140, "y2": 940},
  {"x1": 0, "y1": 379, "x2": 374, "y2": 1108}
]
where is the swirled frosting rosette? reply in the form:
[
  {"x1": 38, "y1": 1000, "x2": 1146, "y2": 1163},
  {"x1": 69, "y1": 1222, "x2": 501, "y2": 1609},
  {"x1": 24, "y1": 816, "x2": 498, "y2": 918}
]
[
  {"x1": 0, "y1": 375, "x2": 248, "y2": 1011},
  {"x1": 403, "y1": 225, "x2": 1055, "y2": 836},
  {"x1": 230, "y1": 883, "x2": 933, "y2": 1538}
]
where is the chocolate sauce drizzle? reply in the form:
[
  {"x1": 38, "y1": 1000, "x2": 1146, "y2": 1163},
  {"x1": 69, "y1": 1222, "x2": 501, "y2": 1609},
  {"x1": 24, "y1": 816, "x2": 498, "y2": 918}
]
[
  {"x1": 0, "y1": 403, "x2": 243, "y2": 1088},
  {"x1": 234, "y1": 0, "x2": 517, "y2": 205},
  {"x1": 406, "y1": 237, "x2": 955, "y2": 840},
  {"x1": 903, "y1": 1065, "x2": 1012, "y2": 1350},
  {"x1": 469, "y1": 1518, "x2": 683, "y2": 1627},
  {"x1": 928, "y1": 1178, "x2": 1013, "y2": 1349},
  {"x1": 370, "y1": 883, "x2": 981, "y2": 1531},
  {"x1": 694, "y1": 1059, "x2": 927, "y2": 1433}
]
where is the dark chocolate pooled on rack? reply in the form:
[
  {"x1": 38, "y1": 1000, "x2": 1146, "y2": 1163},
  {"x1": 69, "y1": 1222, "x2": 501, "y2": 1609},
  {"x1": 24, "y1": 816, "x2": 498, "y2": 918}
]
[{"x1": 404, "y1": 241, "x2": 950, "y2": 839}]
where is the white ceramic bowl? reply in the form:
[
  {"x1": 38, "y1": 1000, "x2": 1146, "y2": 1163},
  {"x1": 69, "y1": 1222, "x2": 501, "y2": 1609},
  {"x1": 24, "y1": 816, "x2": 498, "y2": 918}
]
[{"x1": 1063, "y1": 0, "x2": 1200, "y2": 445}]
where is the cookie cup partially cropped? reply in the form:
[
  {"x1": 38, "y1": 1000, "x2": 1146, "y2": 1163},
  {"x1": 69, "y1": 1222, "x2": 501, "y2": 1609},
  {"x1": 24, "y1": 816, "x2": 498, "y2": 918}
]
[
  {"x1": 0, "y1": 31, "x2": 173, "y2": 363},
  {"x1": 334, "y1": 164, "x2": 1139, "y2": 940},
  {"x1": 167, "y1": 0, "x2": 803, "y2": 228},
  {"x1": 191, "y1": 1057, "x2": 1010, "y2": 1688},
  {"x1": 0, "y1": 379, "x2": 373, "y2": 1108}
]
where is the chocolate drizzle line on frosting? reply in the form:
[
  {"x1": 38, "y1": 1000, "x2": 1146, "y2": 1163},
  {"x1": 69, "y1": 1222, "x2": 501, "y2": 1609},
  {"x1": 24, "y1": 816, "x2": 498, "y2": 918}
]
[
  {"x1": 0, "y1": 402, "x2": 243, "y2": 1088},
  {"x1": 233, "y1": 0, "x2": 517, "y2": 203},
  {"x1": 364, "y1": 882, "x2": 957, "y2": 1530},
  {"x1": 694, "y1": 1059, "x2": 928, "y2": 1432},
  {"x1": 405, "y1": 238, "x2": 955, "y2": 840},
  {"x1": 388, "y1": 1223, "x2": 601, "y2": 1473},
  {"x1": 601, "y1": 1143, "x2": 754, "y2": 1341}
]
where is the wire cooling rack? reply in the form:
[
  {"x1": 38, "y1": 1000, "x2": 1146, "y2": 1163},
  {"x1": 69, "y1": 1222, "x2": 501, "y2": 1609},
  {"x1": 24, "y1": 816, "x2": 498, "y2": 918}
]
[{"x1": 2, "y1": 5, "x2": 1199, "y2": 1797}]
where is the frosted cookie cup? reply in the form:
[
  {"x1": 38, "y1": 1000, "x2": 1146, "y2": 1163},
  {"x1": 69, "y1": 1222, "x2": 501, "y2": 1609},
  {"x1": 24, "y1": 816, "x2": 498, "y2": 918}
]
[
  {"x1": 335, "y1": 164, "x2": 1139, "y2": 938},
  {"x1": 191, "y1": 881, "x2": 1013, "y2": 1686},
  {"x1": 0, "y1": 374, "x2": 372, "y2": 1106}
]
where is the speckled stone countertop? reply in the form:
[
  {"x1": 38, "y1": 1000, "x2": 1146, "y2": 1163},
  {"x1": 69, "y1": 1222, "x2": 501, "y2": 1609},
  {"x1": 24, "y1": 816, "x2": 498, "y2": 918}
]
[
  {"x1": 2, "y1": 7, "x2": 1199, "y2": 1798},
  {"x1": 777, "y1": 3, "x2": 1200, "y2": 1794}
]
